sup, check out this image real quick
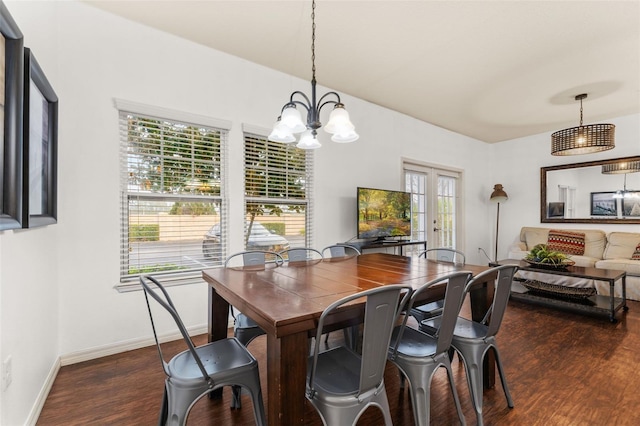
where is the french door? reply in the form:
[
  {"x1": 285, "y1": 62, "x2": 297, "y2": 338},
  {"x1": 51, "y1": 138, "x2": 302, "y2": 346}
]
[{"x1": 404, "y1": 162, "x2": 462, "y2": 253}]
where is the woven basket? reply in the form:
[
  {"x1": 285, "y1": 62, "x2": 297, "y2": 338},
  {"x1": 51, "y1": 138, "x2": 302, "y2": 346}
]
[{"x1": 522, "y1": 279, "x2": 596, "y2": 300}]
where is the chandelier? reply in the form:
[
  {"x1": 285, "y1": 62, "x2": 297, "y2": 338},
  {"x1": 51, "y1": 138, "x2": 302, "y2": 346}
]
[
  {"x1": 268, "y1": 0, "x2": 358, "y2": 149},
  {"x1": 602, "y1": 160, "x2": 640, "y2": 199},
  {"x1": 551, "y1": 93, "x2": 615, "y2": 156}
]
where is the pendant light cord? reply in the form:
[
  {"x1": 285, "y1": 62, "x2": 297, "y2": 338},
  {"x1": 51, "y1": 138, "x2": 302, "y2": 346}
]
[{"x1": 311, "y1": 0, "x2": 316, "y2": 83}]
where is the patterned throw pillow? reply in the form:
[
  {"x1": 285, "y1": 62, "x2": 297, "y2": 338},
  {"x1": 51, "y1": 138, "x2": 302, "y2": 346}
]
[
  {"x1": 547, "y1": 229, "x2": 586, "y2": 256},
  {"x1": 632, "y1": 243, "x2": 640, "y2": 261}
]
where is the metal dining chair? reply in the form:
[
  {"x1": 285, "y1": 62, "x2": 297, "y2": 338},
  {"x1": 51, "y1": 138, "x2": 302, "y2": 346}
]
[
  {"x1": 320, "y1": 244, "x2": 362, "y2": 347},
  {"x1": 321, "y1": 244, "x2": 361, "y2": 258},
  {"x1": 307, "y1": 284, "x2": 413, "y2": 426},
  {"x1": 409, "y1": 248, "x2": 466, "y2": 323},
  {"x1": 140, "y1": 275, "x2": 266, "y2": 426},
  {"x1": 388, "y1": 271, "x2": 473, "y2": 426},
  {"x1": 224, "y1": 250, "x2": 284, "y2": 408},
  {"x1": 420, "y1": 264, "x2": 518, "y2": 426},
  {"x1": 280, "y1": 247, "x2": 324, "y2": 262}
]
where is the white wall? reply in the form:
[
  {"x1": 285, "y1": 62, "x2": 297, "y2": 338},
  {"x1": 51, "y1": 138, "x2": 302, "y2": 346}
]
[{"x1": 0, "y1": 1, "x2": 637, "y2": 425}]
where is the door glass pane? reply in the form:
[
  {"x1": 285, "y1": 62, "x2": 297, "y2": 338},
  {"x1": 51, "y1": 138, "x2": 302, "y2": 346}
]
[{"x1": 436, "y1": 175, "x2": 456, "y2": 247}]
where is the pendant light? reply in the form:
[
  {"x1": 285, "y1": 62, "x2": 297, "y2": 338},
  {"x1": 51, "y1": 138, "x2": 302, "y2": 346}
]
[
  {"x1": 551, "y1": 93, "x2": 615, "y2": 156},
  {"x1": 268, "y1": 0, "x2": 358, "y2": 149}
]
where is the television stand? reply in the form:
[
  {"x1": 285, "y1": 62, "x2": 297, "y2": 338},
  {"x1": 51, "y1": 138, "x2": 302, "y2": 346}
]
[{"x1": 338, "y1": 240, "x2": 427, "y2": 256}]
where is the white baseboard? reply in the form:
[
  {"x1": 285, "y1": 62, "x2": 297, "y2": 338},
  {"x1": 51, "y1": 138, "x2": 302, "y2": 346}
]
[
  {"x1": 60, "y1": 324, "x2": 209, "y2": 366},
  {"x1": 26, "y1": 357, "x2": 61, "y2": 426}
]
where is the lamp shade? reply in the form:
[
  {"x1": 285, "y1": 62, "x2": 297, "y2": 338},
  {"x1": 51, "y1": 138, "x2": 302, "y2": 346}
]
[
  {"x1": 490, "y1": 184, "x2": 508, "y2": 203},
  {"x1": 281, "y1": 106, "x2": 306, "y2": 133},
  {"x1": 296, "y1": 130, "x2": 321, "y2": 149},
  {"x1": 550, "y1": 93, "x2": 615, "y2": 156},
  {"x1": 601, "y1": 160, "x2": 640, "y2": 174},
  {"x1": 324, "y1": 105, "x2": 354, "y2": 134},
  {"x1": 268, "y1": 118, "x2": 296, "y2": 143},
  {"x1": 551, "y1": 124, "x2": 615, "y2": 156}
]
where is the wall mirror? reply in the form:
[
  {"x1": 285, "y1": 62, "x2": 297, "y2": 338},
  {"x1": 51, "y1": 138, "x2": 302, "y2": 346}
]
[{"x1": 541, "y1": 156, "x2": 640, "y2": 224}]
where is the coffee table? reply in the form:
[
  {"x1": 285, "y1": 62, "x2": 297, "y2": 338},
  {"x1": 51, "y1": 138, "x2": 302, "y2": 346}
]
[{"x1": 492, "y1": 259, "x2": 628, "y2": 323}]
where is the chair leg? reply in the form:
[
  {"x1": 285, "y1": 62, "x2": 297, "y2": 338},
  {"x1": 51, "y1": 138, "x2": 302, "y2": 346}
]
[
  {"x1": 493, "y1": 347, "x2": 514, "y2": 408},
  {"x1": 444, "y1": 360, "x2": 467, "y2": 426},
  {"x1": 231, "y1": 385, "x2": 242, "y2": 409},
  {"x1": 458, "y1": 349, "x2": 485, "y2": 426},
  {"x1": 402, "y1": 367, "x2": 434, "y2": 426},
  {"x1": 158, "y1": 385, "x2": 168, "y2": 426}
]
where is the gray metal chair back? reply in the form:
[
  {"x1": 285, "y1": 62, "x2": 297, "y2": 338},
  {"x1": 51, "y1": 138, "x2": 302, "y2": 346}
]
[
  {"x1": 388, "y1": 271, "x2": 473, "y2": 426},
  {"x1": 140, "y1": 275, "x2": 266, "y2": 425},
  {"x1": 321, "y1": 244, "x2": 361, "y2": 258},
  {"x1": 419, "y1": 247, "x2": 466, "y2": 265},
  {"x1": 280, "y1": 247, "x2": 324, "y2": 262},
  {"x1": 307, "y1": 284, "x2": 412, "y2": 426},
  {"x1": 223, "y1": 250, "x2": 283, "y2": 408},
  {"x1": 410, "y1": 248, "x2": 466, "y2": 324},
  {"x1": 421, "y1": 264, "x2": 518, "y2": 426},
  {"x1": 224, "y1": 250, "x2": 284, "y2": 268}
]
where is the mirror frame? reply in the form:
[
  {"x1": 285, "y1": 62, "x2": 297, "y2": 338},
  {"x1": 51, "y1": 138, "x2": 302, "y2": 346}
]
[{"x1": 541, "y1": 155, "x2": 640, "y2": 224}]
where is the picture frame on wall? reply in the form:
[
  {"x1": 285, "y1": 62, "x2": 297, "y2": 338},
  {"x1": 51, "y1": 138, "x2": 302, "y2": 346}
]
[
  {"x1": 548, "y1": 202, "x2": 565, "y2": 218},
  {"x1": 590, "y1": 192, "x2": 617, "y2": 216},
  {"x1": 622, "y1": 195, "x2": 640, "y2": 217},
  {"x1": 0, "y1": 2, "x2": 24, "y2": 230},
  {"x1": 23, "y1": 47, "x2": 57, "y2": 227}
]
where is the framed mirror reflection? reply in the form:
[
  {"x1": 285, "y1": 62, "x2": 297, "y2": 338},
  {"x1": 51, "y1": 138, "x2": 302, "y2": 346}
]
[{"x1": 541, "y1": 156, "x2": 640, "y2": 224}]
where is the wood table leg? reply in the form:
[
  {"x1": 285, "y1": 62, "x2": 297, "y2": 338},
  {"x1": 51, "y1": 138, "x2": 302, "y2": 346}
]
[
  {"x1": 208, "y1": 286, "x2": 230, "y2": 399},
  {"x1": 266, "y1": 331, "x2": 309, "y2": 425},
  {"x1": 469, "y1": 279, "x2": 496, "y2": 389}
]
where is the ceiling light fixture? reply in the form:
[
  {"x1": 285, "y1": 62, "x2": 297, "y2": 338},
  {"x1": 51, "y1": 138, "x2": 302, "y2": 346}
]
[
  {"x1": 602, "y1": 161, "x2": 640, "y2": 199},
  {"x1": 551, "y1": 93, "x2": 615, "y2": 156},
  {"x1": 601, "y1": 160, "x2": 640, "y2": 174},
  {"x1": 612, "y1": 173, "x2": 639, "y2": 199},
  {"x1": 268, "y1": 0, "x2": 358, "y2": 149}
]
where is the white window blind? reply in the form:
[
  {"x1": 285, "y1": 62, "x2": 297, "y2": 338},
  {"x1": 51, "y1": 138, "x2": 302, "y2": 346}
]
[
  {"x1": 243, "y1": 131, "x2": 313, "y2": 251},
  {"x1": 118, "y1": 107, "x2": 228, "y2": 290}
]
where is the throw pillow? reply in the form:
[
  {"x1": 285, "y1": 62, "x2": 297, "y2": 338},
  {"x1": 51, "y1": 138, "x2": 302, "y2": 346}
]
[
  {"x1": 547, "y1": 229, "x2": 586, "y2": 256},
  {"x1": 632, "y1": 243, "x2": 640, "y2": 261}
]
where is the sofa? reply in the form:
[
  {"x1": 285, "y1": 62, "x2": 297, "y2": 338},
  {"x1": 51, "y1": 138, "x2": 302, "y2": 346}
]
[{"x1": 507, "y1": 227, "x2": 640, "y2": 301}]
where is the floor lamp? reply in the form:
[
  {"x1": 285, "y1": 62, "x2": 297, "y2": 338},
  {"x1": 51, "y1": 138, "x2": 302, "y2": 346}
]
[{"x1": 490, "y1": 184, "x2": 509, "y2": 262}]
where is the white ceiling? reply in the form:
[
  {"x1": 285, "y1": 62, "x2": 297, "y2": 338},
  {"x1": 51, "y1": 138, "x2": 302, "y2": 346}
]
[{"x1": 85, "y1": 0, "x2": 640, "y2": 143}]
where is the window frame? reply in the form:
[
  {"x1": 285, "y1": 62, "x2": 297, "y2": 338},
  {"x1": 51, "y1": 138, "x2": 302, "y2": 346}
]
[
  {"x1": 115, "y1": 99, "x2": 230, "y2": 291},
  {"x1": 242, "y1": 125, "x2": 314, "y2": 252}
]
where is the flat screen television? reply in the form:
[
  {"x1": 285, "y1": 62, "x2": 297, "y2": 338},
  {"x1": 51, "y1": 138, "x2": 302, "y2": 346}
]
[{"x1": 357, "y1": 187, "x2": 411, "y2": 241}]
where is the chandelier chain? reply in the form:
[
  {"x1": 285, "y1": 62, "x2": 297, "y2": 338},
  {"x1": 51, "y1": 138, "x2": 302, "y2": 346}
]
[
  {"x1": 311, "y1": 0, "x2": 316, "y2": 82},
  {"x1": 579, "y1": 97, "x2": 583, "y2": 126}
]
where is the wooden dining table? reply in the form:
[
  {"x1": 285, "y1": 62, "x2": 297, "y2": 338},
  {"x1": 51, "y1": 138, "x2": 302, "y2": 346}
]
[{"x1": 203, "y1": 252, "x2": 494, "y2": 425}]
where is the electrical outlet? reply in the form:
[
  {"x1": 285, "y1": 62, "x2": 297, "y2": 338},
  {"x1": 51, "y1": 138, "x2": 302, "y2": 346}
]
[{"x1": 2, "y1": 356, "x2": 12, "y2": 391}]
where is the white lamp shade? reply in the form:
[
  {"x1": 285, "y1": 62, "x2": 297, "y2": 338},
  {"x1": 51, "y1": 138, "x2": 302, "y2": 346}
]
[
  {"x1": 324, "y1": 105, "x2": 355, "y2": 134},
  {"x1": 331, "y1": 129, "x2": 359, "y2": 143},
  {"x1": 268, "y1": 119, "x2": 296, "y2": 143},
  {"x1": 281, "y1": 106, "x2": 306, "y2": 133},
  {"x1": 296, "y1": 130, "x2": 322, "y2": 149}
]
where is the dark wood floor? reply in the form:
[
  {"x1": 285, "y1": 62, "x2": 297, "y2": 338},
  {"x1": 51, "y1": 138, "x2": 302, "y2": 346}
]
[{"x1": 38, "y1": 298, "x2": 640, "y2": 425}]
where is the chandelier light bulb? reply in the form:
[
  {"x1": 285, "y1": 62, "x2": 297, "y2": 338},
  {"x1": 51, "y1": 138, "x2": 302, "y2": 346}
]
[
  {"x1": 268, "y1": 118, "x2": 296, "y2": 143},
  {"x1": 296, "y1": 130, "x2": 322, "y2": 149},
  {"x1": 331, "y1": 129, "x2": 359, "y2": 143},
  {"x1": 280, "y1": 106, "x2": 306, "y2": 133}
]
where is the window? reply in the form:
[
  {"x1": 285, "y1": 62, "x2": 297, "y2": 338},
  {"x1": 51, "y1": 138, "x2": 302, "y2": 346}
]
[
  {"x1": 404, "y1": 161, "x2": 462, "y2": 252},
  {"x1": 117, "y1": 100, "x2": 229, "y2": 289},
  {"x1": 243, "y1": 128, "x2": 313, "y2": 252}
]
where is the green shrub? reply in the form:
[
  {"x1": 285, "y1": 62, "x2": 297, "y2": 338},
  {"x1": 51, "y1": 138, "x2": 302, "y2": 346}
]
[
  {"x1": 130, "y1": 224, "x2": 160, "y2": 242},
  {"x1": 263, "y1": 222, "x2": 285, "y2": 235},
  {"x1": 129, "y1": 264, "x2": 185, "y2": 274}
]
